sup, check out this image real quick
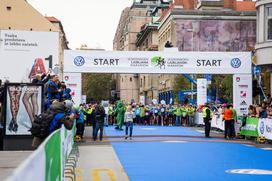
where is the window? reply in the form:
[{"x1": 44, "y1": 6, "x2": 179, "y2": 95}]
[
  {"x1": 130, "y1": 77, "x2": 132, "y2": 82},
  {"x1": 267, "y1": 7, "x2": 272, "y2": 40}
]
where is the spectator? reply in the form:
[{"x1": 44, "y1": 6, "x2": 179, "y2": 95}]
[
  {"x1": 124, "y1": 105, "x2": 134, "y2": 140},
  {"x1": 93, "y1": 104, "x2": 106, "y2": 141}
]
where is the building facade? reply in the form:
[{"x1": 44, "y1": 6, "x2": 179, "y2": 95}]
[
  {"x1": 113, "y1": 0, "x2": 167, "y2": 103},
  {"x1": 156, "y1": 0, "x2": 256, "y2": 103},
  {"x1": 255, "y1": 0, "x2": 272, "y2": 95},
  {"x1": 0, "y1": 0, "x2": 68, "y2": 80}
]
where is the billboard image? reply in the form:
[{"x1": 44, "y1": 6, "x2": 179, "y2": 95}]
[
  {"x1": 5, "y1": 84, "x2": 43, "y2": 135},
  {"x1": 0, "y1": 30, "x2": 59, "y2": 82},
  {"x1": 175, "y1": 20, "x2": 256, "y2": 52}
]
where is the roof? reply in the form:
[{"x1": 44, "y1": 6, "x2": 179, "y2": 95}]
[
  {"x1": 0, "y1": 0, "x2": 58, "y2": 31},
  {"x1": 235, "y1": 2, "x2": 256, "y2": 12}
]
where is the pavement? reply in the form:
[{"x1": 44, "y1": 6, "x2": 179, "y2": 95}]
[
  {"x1": 0, "y1": 151, "x2": 32, "y2": 180},
  {"x1": 75, "y1": 125, "x2": 272, "y2": 181}
]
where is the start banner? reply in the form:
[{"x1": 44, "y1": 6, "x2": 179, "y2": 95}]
[{"x1": 64, "y1": 50, "x2": 251, "y2": 74}]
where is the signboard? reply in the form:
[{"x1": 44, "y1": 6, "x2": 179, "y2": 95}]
[
  {"x1": 81, "y1": 95, "x2": 87, "y2": 104},
  {"x1": 0, "y1": 30, "x2": 59, "y2": 82},
  {"x1": 233, "y1": 74, "x2": 252, "y2": 116},
  {"x1": 63, "y1": 73, "x2": 82, "y2": 105},
  {"x1": 140, "y1": 96, "x2": 145, "y2": 105},
  {"x1": 240, "y1": 117, "x2": 259, "y2": 137},
  {"x1": 5, "y1": 83, "x2": 43, "y2": 135},
  {"x1": 64, "y1": 50, "x2": 251, "y2": 74},
  {"x1": 197, "y1": 79, "x2": 207, "y2": 105}
]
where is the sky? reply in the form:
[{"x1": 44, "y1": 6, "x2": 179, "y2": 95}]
[{"x1": 27, "y1": 0, "x2": 133, "y2": 50}]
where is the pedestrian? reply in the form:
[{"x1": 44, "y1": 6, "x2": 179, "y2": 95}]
[
  {"x1": 202, "y1": 103, "x2": 213, "y2": 138},
  {"x1": 159, "y1": 104, "x2": 166, "y2": 126},
  {"x1": 124, "y1": 105, "x2": 134, "y2": 140},
  {"x1": 222, "y1": 105, "x2": 233, "y2": 140},
  {"x1": 174, "y1": 104, "x2": 182, "y2": 126},
  {"x1": 93, "y1": 104, "x2": 106, "y2": 141},
  {"x1": 75, "y1": 104, "x2": 85, "y2": 140},
  {"x1": 230, "y1": 105, "x2": 237, "y2": 139},
  {"x1": 187, "y1": 104, "x2": 195, "y2": 126}
]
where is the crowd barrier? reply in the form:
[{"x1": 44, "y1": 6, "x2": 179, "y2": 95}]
[
  {"x1": 195, "y1": 113, "x2": 243, "y2": 134},
  {"x1": 195, "y1": 113, "x2": 272, "y2": 140},
  {"x1": 7, "y1": 124, "x2": 76, "y2": 181},
  {"x1": 241, "y1": 117, "x2": 272, "y2": 140}
]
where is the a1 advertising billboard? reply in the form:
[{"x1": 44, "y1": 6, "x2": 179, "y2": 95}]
[{"x1": 0, "y1": 30, "x2": 59, "y2": 82}]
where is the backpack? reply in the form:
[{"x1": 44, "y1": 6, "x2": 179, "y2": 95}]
[{"x1": 30, "y1": 111, "x2": 59, "y2": 138}]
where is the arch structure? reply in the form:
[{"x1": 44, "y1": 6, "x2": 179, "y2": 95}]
[{"x1": 64, "y1": 50, "x2": 252, "y2": 116}]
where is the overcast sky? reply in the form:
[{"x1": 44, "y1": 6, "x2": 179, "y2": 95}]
[{"x1": 27, "y1": 0, "x2": 133, "y2": 50}]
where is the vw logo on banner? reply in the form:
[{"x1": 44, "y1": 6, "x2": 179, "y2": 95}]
[
  {"x1": 231, "y1": 58, "x2": 242, "y2": 68},
  {"x1": 74, "y1": 56, "x2": 85, "y2": 66}
]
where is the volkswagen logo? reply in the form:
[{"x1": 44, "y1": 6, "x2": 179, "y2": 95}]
[
  {"x1": 231, "y1": 58, "x2": 241, "y2": 68},
  {"x1": 74, "y1": 56, "x2": 85, "y2": 66}
]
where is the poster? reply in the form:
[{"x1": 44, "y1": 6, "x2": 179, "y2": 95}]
[
  {"x1": 233, "y1": 74, "x2": 252, "y2": 116},
  {"x1": 0, "y1": 30, "x2": 59, "y2": 82},
  {"x1": 5, "y1": 84, "x2": 43, "y2": 135}
]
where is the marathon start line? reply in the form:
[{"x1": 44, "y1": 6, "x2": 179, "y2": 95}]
[{"x1": 64, "y1": 50, "x2": 253, "y2": 116}]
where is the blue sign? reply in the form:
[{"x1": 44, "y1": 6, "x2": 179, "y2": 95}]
[
  {"x1": 231, "y1": 58, "x2": 242, "y2": 68},
  {"x1": 74, "y1": 56, "x2": 85, "y2": 66}
]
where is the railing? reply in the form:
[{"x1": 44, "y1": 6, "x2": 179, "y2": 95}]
[{"x1": 7, "y1": 124, "x2": 77, "y2": 181}]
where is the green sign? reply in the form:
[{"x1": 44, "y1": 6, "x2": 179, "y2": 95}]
[
  {"x1": 240, "y1": 117, "x2": 259, "y2": 137},
  {"x1": 45, "y1": 130, "x2": 61, "y2": 181}
]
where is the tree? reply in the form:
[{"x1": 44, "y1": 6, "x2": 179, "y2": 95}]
[
  {"x1": 82, "y1": 73, "x2": 114, "y2": 103},
  {"x1": 173, "y1": 75, "x2": 191, "y2": 103}
]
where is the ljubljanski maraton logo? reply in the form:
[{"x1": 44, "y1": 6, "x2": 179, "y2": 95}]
[
  {"x1": 151, "y1": 56, "x2": 166, "y2": 69},
  {"x1": 74, "y1": 56, "x2": 85, "y2": 66},
  {"x1": 231, "y1": 58, "x2": 241, "y2": 68}
]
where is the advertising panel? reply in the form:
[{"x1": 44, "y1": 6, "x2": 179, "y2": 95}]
[
  {"x1": 0, "y1": 30, "x2": 59, "y2": 82},
  {"x1": 240, "y1": 117, "x2": 259, "y2": 137},
  {"x1": 197, "y1": 79, "x2": 207, "y2": 106},
  {"x1": 5, "y1": 83, "x2": 43, "y2": 135},
  {"x1": 64, "y1": 50, "x2": 251, "y2": 74},
  {"x1": 63, "y1": 73, "x2": 82, "y2": 105},
  {"x1": 233, "y1": 74, "x2": 253, "y2": 116}
]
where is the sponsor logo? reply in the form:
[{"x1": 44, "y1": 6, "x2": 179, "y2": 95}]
[
  {"x1": 236, "y1": 77, "x2": 240, "y2": 82},
  {"x1": 151, "y1": 56, "x2": 165, "y2": 69},
  {"x1": 260, "y1": 120, "x2": 265, "y2": 135},
  {"x1": 231, "y1": 58, "x2": 242, "y2": 68},
  {"x1": 239, "y1": 85, "x2": 248, "y2": 88},
  {"x1": 241, "y1": 124, "x2": 256, "y2": 131},
  {"x1": 64, "y1": 76, "x2": 69, "y2": 81},
  {"x1": 240, "y1": 108, "x2": 247, "y2": 111},
  {"x1": 266, "y1": 125, "x2": 272, "y2": 133},
  {"x1": 240, "y1": 100, "x2": 247, "y2": 106},
  {"x1": 74, "y1": 56, "x2": 85, "y2": 66},
  {"x1": 240, "y1": 91, "x2": 246, "y2": 98}
]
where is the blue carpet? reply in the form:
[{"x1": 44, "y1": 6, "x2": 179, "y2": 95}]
[
  {"x1": 112, "y1": 142, "x2": 272, "y2": 181},
  {"x1": 105, "y1": 125, "x2": 203, "y2": 137}
]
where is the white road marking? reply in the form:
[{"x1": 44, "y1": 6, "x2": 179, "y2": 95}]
[{"x1": 226, "y1": 169, "x2": 272, "y2": 175}]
